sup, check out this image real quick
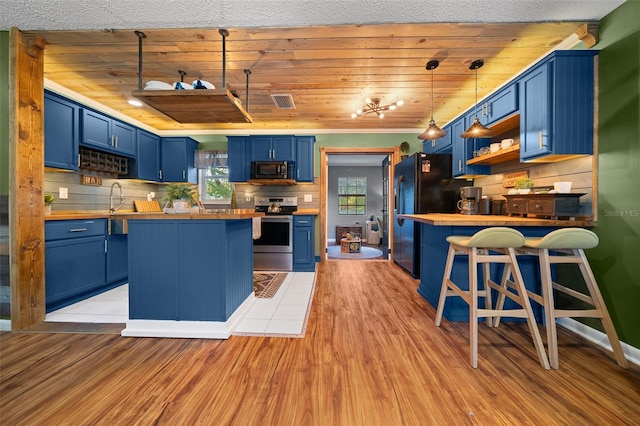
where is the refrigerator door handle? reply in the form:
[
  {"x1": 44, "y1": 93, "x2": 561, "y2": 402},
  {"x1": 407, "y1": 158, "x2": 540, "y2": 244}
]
[{"x1": 396, "y1": 175, "x2": 405, "y2": 226}]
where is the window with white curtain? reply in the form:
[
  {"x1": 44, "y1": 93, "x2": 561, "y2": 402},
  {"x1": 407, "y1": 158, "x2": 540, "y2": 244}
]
[{"x1": 195, "y1": 150, "x2": 232, "y2": 203}]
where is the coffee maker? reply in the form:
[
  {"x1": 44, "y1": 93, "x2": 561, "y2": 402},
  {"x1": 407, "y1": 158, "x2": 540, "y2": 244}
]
[{"x1": 457, "y1": 187, "x2": 482, "y2": 214}]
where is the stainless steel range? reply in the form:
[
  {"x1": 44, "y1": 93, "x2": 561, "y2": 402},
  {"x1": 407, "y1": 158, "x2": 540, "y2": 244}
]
[{"x1": 253, "y1": 196, "x2": 298, "y2": 271}]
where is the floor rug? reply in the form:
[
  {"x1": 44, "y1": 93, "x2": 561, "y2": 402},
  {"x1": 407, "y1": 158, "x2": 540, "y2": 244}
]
[
  {"x1": 253, "y1": 272, "x2": 288, "y2": 298},
  {"x1": 327, "y1": 245, "x2": 384, "y2": 259}
]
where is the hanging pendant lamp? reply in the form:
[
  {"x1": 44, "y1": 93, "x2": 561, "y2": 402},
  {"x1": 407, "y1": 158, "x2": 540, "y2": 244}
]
[
  {"x1": 418, "y1": 60, "x2": 447, "y2": 140},
  {"x1": 461, "y1": 59, "x2": 492, "y2": 139}
]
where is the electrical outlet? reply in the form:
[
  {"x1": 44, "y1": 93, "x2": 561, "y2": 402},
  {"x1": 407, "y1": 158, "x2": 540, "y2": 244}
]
[
  {"x1": 304, "y1": 194, "x2": 312, "y2": 202},
  {"x1": 245, "y1": 194, "x2": 252, "y2": 202},
  {"x1": 59, "y1": 187, "x2": 68, "y2": 199}
]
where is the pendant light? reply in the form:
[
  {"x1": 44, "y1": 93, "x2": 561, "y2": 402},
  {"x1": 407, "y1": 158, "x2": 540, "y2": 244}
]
[
  {"x1": 461, "y1": 59, "x2": 492, "y2": 139},
  {"x1": 418, "y1": 60, "x2": 447, "y2": 140}
]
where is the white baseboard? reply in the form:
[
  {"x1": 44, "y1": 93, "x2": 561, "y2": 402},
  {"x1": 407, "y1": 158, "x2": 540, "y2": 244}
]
[
  {"x1": 557, "y1": 317, "x2": 639, "y2": 367},
  {"x1": 121, "y1": 293, "x2": 256, "y2": 339},
  {"x1": 0, "y1": 319, "x2": 10, "y2": 331}
]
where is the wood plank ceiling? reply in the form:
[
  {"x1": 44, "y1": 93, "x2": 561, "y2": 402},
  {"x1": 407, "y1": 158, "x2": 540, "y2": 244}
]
[{"x1": 32, "y1": 22, "x2": 593, "y2": 133}]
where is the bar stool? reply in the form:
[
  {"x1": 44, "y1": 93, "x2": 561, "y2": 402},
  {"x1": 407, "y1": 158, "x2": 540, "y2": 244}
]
[
  {"x1": 497, "y1": 228, "x2": 629, "y2": 369},
  {"x1": 435, "y1": 227, "x2": 550, "y2": 369}
]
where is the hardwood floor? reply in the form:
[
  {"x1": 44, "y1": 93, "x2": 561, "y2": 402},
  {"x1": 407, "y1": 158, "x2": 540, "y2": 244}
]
[{"x1": 1, "y1": 260, "x2": 639, "y2": 425}]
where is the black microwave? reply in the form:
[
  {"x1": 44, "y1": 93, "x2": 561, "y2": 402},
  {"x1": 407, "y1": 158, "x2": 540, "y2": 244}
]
[{"x1": 251, "y1": 161, "x2": 293, "y2": 180}]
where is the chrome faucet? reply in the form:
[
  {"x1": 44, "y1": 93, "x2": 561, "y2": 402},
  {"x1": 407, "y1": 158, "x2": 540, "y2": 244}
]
[{"x1": 109, "y1": 181, "x2": 125, "y2": 213}]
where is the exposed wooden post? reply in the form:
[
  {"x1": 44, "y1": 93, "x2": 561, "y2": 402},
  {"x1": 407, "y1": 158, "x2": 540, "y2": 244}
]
[{"x1": 9, "y1": 27, "x2": 46, "y2": 330}]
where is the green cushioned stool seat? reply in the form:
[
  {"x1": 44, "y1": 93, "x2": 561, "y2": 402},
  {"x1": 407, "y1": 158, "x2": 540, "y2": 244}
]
[
  {"x1": 523, "y1": 228, "x2": 599, "y2": 250},
  {"x1": 447, "y1": 227, "x2": 525, "y2": 248}
]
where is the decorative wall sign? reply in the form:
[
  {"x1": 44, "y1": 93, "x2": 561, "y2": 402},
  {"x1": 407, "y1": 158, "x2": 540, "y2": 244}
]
[
  {"x1": 503, "y1": 170, "x2": 529, "y2": 188},
  {"x1": 81, "y1": 175, "x2": 103, "y2": 186}
]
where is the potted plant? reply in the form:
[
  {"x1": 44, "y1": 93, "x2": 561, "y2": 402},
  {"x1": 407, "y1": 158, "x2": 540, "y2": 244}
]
[
  {"x1": 399, "y1": 141, "x2": 410, "y2": 159},
  {"x1": 44, "y1": 192, "x2": 55, "y2": 215},
  {"x1": 163, "y1": 183, "x2": 197, "y2": 209},
  {"x1": 514, "y1": 177, "x2": 534, "y2": 194}
]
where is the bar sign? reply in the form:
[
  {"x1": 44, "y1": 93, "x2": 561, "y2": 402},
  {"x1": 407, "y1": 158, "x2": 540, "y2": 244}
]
[{"x1": 81, "y1": 175, "x2": 103, "y2": 186}]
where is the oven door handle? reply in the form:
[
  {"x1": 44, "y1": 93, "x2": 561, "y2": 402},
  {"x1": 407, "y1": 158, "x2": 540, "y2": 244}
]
[{"x1": 260, "y1": 216, "x2": 293, "y2": 223}]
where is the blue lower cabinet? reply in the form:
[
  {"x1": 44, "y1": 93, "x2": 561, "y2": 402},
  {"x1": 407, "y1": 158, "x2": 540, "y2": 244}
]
[
  {"x1": 293, "y1": 215, "x2": 315, "y2": 271},
  {"x1": 45, "y1": 219, "x2": 107, "y2": 312},
  {"x1": 106, "y1": 234, "x2": 128, "y2": 285},
  {"x1": 128, "y1": 219, "x2": 253, "y2": 321},
  {"x1": 417, "y1": 224, "x2": 553, "y2": 322}
]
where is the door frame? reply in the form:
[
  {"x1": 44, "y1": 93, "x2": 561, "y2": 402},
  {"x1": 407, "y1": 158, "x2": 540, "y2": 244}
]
[{"x1": 319, "y1": 146, "x2": 400, "y2": 262}]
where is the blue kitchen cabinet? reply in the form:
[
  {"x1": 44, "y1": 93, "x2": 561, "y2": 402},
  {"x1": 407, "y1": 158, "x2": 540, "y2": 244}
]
[
  {"x1": 464, "y1": 82, "x2": 518, "y2": 128},
  {"x1": 250, "y1": 136, "x2": 295, "y2": 161},
  {"x1": 293, "y1": 215, "x2": 315, "y2": 271},
  {"x1": 295, "y1": 136, "x2": 316, "y2": 182},
  {"x1": 422, "y1": 126, "x2": 453, "y2": 154},
  {"x1": 518, "y1": 50, "x2": 598, "y2": 162},
  {"x1": 227, "y1": 136, "x2": 250, "y2": 182},
  {"x1": 81, "y1": 108, "x2": 136, "y2": 157},
  {"x1": 451, "y1": 117, "x2": 490, "y2": 178},
  {"x1": 45, "y1": 219, "x2": 107, "y2": 312},
  {"x1": 106, "y1": 234, "x2": 128, "y2": 285},
  {"x1": 135, "y1": 129, "x2": 161, "y2": 181},
  {"x1": 160, "y1": 137, "x2": 198, "y2": 183},
  {"x1": 44, "y1": 91, "x2": 79, "y2": 171}
]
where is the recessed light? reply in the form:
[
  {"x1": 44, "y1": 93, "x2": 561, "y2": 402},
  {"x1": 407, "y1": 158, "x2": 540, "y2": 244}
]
[{"x1": 128, "y1": 99, "x2": 143, "y2": 107}]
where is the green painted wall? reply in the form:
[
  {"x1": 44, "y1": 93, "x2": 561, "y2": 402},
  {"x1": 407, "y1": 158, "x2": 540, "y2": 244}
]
[
  {"x1": 588, "y1": 0, "x2": 640, "y2": 348},
  {"x1": 0, "y1": 31, "x2": 9, "y2": 196}
]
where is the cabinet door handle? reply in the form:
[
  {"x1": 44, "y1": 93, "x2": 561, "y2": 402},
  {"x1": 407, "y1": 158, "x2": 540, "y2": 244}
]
[
  {"x1": 298, "y1": 220, "x2": 309, "y2": 224},
  {"x1": 115, "y1": 136, "x2": 118, "y2": 148},
  {"x1": 538, "y1": 131, "x2": 543, "y2": 149},
  {"x1": 182, "y1": 170, "x2": 186, "y2": 179},
  {"x1": 307, "y1": 231, "x2": 310, "y2": 241},
  {"x1": 69, "y1": 228, "x2": 88, "y2": 232},
  {"x1": 458, "y1": 159, "x2": 462, "y2": 171},
  {"x1": 104, "y1": 239, "x2": 108, "y2": 254},
  {"x1": 159, "y1": 170, "x2": 163, "y2": 180}
]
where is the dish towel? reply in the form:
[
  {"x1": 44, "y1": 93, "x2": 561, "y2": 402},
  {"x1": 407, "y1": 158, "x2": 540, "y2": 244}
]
[{"x1": 252, "y1": 217, "x2": 262, "y2": 240}]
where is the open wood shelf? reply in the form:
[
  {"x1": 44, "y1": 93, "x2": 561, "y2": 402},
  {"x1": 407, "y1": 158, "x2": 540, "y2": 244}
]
[
  {"x1": 467, "y1": 144, "x2": 520, "y2": 165},
  {"x1": 132, "y1": 86, "x2": 252, "y2": 124}
]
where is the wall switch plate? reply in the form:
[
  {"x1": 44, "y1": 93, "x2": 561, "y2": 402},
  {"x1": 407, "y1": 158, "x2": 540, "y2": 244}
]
[
  {"x1": 59, "y1": 187, "x2": 68, "y2": 199},
  {"x1": 304, "y1": 194, "x2": 313, "y2": 202},
  {"x1": 246, "y1": 194, "x2": 252, "y2": 201}
]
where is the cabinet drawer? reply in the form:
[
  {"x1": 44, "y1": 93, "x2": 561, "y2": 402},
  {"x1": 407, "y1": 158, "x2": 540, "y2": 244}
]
[
  {"x1": 527, "y1": 199, "x2": 554, "y2": 215},
  {"x1": 505, "y1": 198, "x2": 528, "y2": 214},
  {"x1": 46, "y1": 219, "x2": 106, "y2": 241},
  {"x1": 294, "y1": 216, "x2": 313, "y2": 226}
]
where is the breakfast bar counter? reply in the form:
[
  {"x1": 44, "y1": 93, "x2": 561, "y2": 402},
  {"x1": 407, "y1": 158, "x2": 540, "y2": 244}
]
[{"x1": 396, "y1": 213, "x2": 595, "y2": 321}]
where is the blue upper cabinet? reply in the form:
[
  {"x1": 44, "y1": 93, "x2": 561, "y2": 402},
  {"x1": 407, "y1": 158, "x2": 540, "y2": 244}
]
[
  {"x1": 227, "y1": 136, "x2": 250, "y2": 182},
  {"x1": 295, "y1": 136, "x2": 316, "y2": 182},
  {"x1": 44, "y1": 91, "x2": 79, "y2": 171},
  {"x1": 135, "y1": 129, "x2": 161, "y2": 181},
  {"x1": 452, "y1": 116, "x2": 490, "y2": 178},
  {"x1": 519, "y1": 50, "x2": 598, "y2": 162},
  {"x1": 81, "y1": 108, "x2": 136, "y2": 157},
  {"x1": 160, "y1": 137, "x2": 198, "y2": 183},
  {"x1": 422, "y1": 127, "x2": 453, "y2": 154},
  {"x1": 251, "y1": 136, "x2": 295, "y2": 161},
  {"x1": 464, "y1": 81, "x2": 518, "y2": 127}
]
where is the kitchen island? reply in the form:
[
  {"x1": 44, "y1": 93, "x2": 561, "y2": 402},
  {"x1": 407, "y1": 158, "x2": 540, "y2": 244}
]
[
  {"x1": 115, "y1": 210, "x2": 263, "y2": 339},
  {"x1": 396, "y1": 213, "x2": 594, "y2": 322}
]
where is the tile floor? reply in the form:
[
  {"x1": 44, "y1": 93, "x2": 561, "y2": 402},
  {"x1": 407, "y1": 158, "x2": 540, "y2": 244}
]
[{"x1": 45, "y1": 271, "x2": 316, "y2": 338}]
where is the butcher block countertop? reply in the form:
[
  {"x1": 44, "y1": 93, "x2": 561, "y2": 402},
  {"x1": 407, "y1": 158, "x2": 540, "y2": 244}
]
[
  {"x1": 46, "y1": 209, "x2": 263, "y2": 221},
  {"x1": 294, "y1": 208, "x2": 319, "y2": 215},
  {"x1": 397, "y1": 213, "x2": 595, "y2": 227}
]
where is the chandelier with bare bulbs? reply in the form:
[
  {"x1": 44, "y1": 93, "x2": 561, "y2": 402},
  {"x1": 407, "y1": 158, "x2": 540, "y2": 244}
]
[{"x1": 351, "y1": 97, "x2": 404, "y2": 119}]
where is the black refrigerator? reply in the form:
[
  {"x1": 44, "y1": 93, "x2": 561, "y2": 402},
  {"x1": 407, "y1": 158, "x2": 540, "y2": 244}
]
[{"x1": 393, "y1": 152, "x2": 470, "y2": 278}]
